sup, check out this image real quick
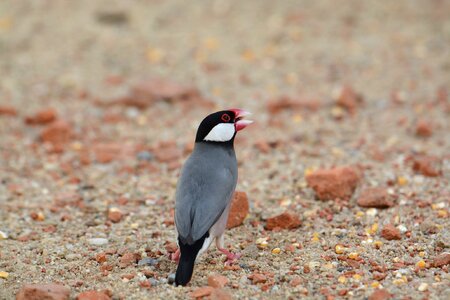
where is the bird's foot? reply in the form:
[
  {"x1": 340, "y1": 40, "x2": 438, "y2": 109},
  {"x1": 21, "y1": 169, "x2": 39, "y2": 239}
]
[
  {"x1": 169, "y1": 249, "x2": 180, "y2": 263},
  {"x1": 219, "y1": 248, "x2": 241, "y2": 265}
]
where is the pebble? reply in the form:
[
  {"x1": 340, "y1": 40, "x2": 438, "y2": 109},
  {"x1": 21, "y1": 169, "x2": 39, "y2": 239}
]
[
  {"x1": 167, "y1": 273, "x2": 175, "y2": 284},
  {"x1": 418, "y1": 282, "x2": 428, "y2": 292},
  {"x1": 0, "y1": 271, "x2": 9, "y2": 279},
  {"x1": 88, "y1": 238, "x2": 109, "y2": 246},
  {"x1": 137, "y1": 258, "x2": 158, "y2": 266},
  {"x1": 136, "y1": 151, "x2": 154, "y2": 161},
  {"x1": 0, "y1": 230, "x2": 8, "y2": 240}
]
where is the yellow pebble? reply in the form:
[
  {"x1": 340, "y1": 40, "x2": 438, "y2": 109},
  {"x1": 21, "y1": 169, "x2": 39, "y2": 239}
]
[
  {"x1": 419, "y1": 251, "x2": 425, "y2": 257},
  {"x1": 352, "y1": 274, "x2": 362, "y2": 281},
  {"x1": 371, "y1": 281, "x2": 380, "y2": 288},
  {"x1": 335, "y1": 244, "x2": 345, "y2": 254},
  {"x1": 416, "y1": 260, "x2": 426, "y2": 269},
  {"x1": 304, "y1": 167, "x2": 315, "y2": 177},
  {"x1": 437, "y1": 210, "x2": 448, "y2": 218},
  {"x1": 271, "y1": 248, "x2": 281, "y2": 255},
  {"x1": 348, "y1": 252, "x2": 359, "y2": 260},
  {"x1": 373, "y1": 241, "x2": 383, "y2": 249},
  {"x1": 397, "y1": 176, "x2": 408, "y2": 186},
  {"x1": 356, "y1": 211, "x2": 365, "y2": 218},
  {"x1": 0, "y1": 271, "x2": 8, "y2": 279},
  {"x1": 338, "y1": 276, "x2": 347, "y2": 284},
  {"x1": 311, "y1": 232, "x2": 320, "y2": 242}
]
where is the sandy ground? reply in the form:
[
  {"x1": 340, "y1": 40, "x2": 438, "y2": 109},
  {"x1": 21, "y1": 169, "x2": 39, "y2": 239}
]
[{"x1": 0, "y1": 0, "x2": 449, "y2": 299}]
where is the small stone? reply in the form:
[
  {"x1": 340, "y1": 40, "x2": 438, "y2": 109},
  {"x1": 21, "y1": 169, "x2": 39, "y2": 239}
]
[
  {"x1": 357, "y1": 188, "x2": 393, "y2": 208},
  {"x1": 88, "y1": 238, "x2": 109, "y2": 246},
  {"x1": 271, "y1": 248, "x2": 281, "y2": 255},
  {"x1": 417, "y1": 282, "x2": 428, "y2": 292},
  {"x1": 95, "y1": 253, "x2": 107, "y2": 263},
  {"x1": 120, "y1": 252, "x2": 137, "y2": 268},
  {"x1": 107, "y1": 208, "x2": 123, "y2": 223},
  {"x1": 412, "y1": 156, "x2": 442, "y2": 177},
  {"x1": 0, "y1": 271, "x2": 9, "y2": 279},
  {"x1": 0, "y1": 230, "x2": 9, "y2": 240},
  {"x1": 207, "y1": 274, "x2": 229, "y2": 288},
  {"x1": 432, "y1": 253, "x2": 450, "y2": 267},
  {"x1": 25, "y1": 108, "x2": 57, "y2": 125},
  {"x1": 381, "y1": 224, "x2": 401, "y2": 240},
  {"x1": 334, "y1": 85, "x2": 363, "y2": 114},
  {"x1": 226, "y1": 191, "x2": 249, "y2": 229},
  {"x1": 40, "y1": 120, "x2": 73, "y2": 148},
  {"x1": 136, "y1": 151, "x2": 154, "y2": 161},
  {"x1": 16, "y1": 283, "x2": 70, "y2": 300},
  {"x1": 77, "y1": 290, "x2": 111, "y2": 300},
  {"x1": 415, "y1": 120, "x2": 432, "y2": 137},
  {"x1": 167, "y1": 273, "x2": 175, "y2": 284},
  {"x1": 290, "y1": 276, "x2": 302, "y2": 287},
  {"x1": 335, "y1": 244, "x2": 345, "y2": 254},
  {"x1": 368, "y1": 289, "x2": 392, "y2": 300},
  {"x1": 250, "y1": 274, "x2": 267, "y2": 284},
  {"x1": 265, "y1": 212, "x2": 301, "y2": 230},
  {"x1": 138, "y1": 257, "x2": 158, "y2": 267},
  {"x1": 415, "y1": 260, "x2": 426, "y2": 269},
  {"x1": 306, "y1": 166, "x2": 360, "y2": 201},
  {"x1": 0, "y1": 105, "x2": 17, "y2": 116},
  {"x1": 190, "y1": 286, "x2": 214, "y2": 298}
]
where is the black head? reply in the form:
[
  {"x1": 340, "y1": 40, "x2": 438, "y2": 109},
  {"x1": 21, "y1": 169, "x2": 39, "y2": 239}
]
[{"x1": 195, "y1": 109, "x2": 252, "y2": 143}]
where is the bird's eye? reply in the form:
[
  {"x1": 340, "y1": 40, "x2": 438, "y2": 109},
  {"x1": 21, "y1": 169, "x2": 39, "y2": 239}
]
[{"x1": 221, "y1": 114, "x2": 231, "y2": 122}]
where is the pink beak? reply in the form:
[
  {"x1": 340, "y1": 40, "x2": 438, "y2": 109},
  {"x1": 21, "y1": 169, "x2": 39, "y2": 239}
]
[{"x1": 229, "y1": 108, "x2": 253, "y2": 132}]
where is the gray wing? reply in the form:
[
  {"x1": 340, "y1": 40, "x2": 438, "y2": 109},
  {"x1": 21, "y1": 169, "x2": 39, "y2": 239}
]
[{"x1": 175, "y1": 154, "x2": 237, "y2": 244}]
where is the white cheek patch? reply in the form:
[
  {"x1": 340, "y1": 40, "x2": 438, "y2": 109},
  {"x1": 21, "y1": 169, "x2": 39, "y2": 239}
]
[{"x1": 203, "y1": 123, "x2": 235, "y2": 142}]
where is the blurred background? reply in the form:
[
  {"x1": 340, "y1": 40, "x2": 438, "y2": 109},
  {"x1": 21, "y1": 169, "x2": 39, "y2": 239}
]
[{"x1": 0, "y1": 0, "x2": 449, "y2": 299}]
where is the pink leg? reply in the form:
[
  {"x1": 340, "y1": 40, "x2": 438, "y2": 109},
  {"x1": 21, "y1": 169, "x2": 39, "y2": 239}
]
[
  {"x1": 170, "y1": 249, "x2": 180, "y2": 263},
  {"x1": 218, "y1": 248, "x2": 241, "y2": 265}
]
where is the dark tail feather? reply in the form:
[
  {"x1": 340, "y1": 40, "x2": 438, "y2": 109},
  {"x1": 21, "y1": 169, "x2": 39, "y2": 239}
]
[
  {"x1": 175, "y1": 233, "x2": 208, "y2": 286},
  {"x1": 175, "y1": 252, "x2": 196, "y2": 286}
]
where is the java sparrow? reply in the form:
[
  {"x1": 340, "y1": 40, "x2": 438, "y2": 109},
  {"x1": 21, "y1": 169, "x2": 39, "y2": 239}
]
[{"x1": 173, "y1": 109, "x2": 252, "y2": 286}]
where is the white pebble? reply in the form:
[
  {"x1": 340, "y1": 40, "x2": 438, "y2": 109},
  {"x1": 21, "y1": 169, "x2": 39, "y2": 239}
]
[
  {"x1": 88, "y1": 238, "x2": 109, "y2": 246},
  {"x1": 397, "y1": 225, "x2": 408, "y2": 233},
  {"x1": 418, "y1": 282, "x2": 428, "y2": 292},
  {"x1": 0, "y1": 230, "x2": 8, "y2": 240}
]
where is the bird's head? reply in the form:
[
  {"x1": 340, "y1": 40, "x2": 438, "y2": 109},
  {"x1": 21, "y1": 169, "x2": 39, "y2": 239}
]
[{"x1": 195, "y1": 109, "x2": 253, "y2": 143}]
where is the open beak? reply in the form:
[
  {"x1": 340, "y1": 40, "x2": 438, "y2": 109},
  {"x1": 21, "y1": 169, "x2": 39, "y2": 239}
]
[{"x1": 230, "y1": 108, "x2": 253, "y2": 132}]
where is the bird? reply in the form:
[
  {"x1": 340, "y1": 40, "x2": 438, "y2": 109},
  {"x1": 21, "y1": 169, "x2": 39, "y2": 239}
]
[{"x1": 172, "y1": 108, "x2": 252, "y2": 286}]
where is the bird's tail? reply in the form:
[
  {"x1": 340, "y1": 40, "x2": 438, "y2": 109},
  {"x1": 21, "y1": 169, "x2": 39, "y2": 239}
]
[{"x1": 175, "y1": 233, "x2": 208, "y2": 286}]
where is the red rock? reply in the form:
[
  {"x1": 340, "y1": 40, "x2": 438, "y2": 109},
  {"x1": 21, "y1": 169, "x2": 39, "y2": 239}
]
[
  {"x1": 164, "y1": 241, "x2": 178, "y2": 253},
  {"x1": 190, "y1": 286, "x2": 214, "y2": 298},
  {"x1": 335, "y1": 86, "x2": 363, "y2": 114},
  {"x1": 412, "y1": 156, "x2": 442, "y2": 177},
  {"x1": 265, "y1": 212, "x2": 301, "y2": 230},
  {"x1": 16, "y1": 283, "x2": 70, "y2": 300},
  {"x1": 139, "y1": 281, "x2": 151, "y2": 289},
  {"x1": 0, "y1": 105, "x2": 18, "y2": 116},
  {"x1": 207, "y1": 274, "x2": 229, "y2": 288},
  {"x1": 95, "y1": 253, "x2": 107, "y2": 263},
  {"x1": 290, "y1": 276, "x2": 302, "y2": 287},
  {"x1": 119, "y1": 252, "x2": 137, "y2": 268},
  {"x1": 306, "y1": 166, "x2": 361, "y2": 201},
  {"x1": 25, "y1": 108, "x2": 57, "y2": 125},
  {"x1": 433, "y1": 253, "x2": 450, "y2": 267},
  {"x1": 368, "y1": 289, "x2": 392, "y2": 300},
  {"x1": 40, "y1": 120, "x2": 73, "y2": 147},
  {"x1": 226, "y1": 191, "x2": 249, "y2": 229},
  {"x1": 76, "y1": 290, "x2": 111, "y2": 300},
  {"x1": 357, "y1": 188, "x2": 393, "y2": 208},
  {"x1": 250, "y1": 273, "x2": 267, "y2": 284},
  {"x1": 107, "y1": 209, "x2": 123, "y2": 223},
  {"x1": 210, "y1": 288, "x2": 232, "y2": 300},
  {"x1": 381, "y1": 224, "x2": 401, "y2": 240},
  {"x1": 415, "y1": 120, "x2": 432, "y2": 137}
]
